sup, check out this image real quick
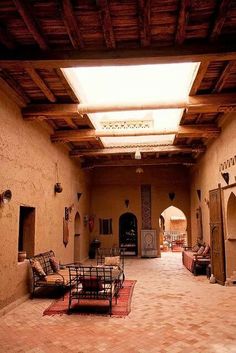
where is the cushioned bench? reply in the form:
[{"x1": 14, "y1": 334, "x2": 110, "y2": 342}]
[
  {"x1": 68, "y1": 265, "x2": 119, "y2": 316},
  {"x1": 29, "y1": 250, "x2": 70, "y2": 297},
  {"x1": 182, "y1": 245, "x2": 210, "y2": 276}
]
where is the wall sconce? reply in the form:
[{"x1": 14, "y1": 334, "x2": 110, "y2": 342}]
[
  {"x1": 169, "y1": 192, "x2": 175, "y2": 201},
  {"x1": 134, "y1": 147, "x2": 141, "y2": 160},
  {"x1": 136, "y1": 167, "x2": 144, "y2": 174},
  {"x1": 84, "y1": 215, "x2": 89, "y2": 226},
  {"x1": 221, "y1": 172, "x2": 229, "y2": 185},
  {"x1": 54, "y1": 182, "x2": 63, "y2": 193},
  {"x1": 125, "y1": 199, "x2": 129, "y2": 208},
  {"x1": 0, "y1": 189, "x2": 12, "y2": 204}
]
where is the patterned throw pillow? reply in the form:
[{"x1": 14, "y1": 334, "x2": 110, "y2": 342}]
[
  {"x1": 31, "y1": 260, "x2": 46, "y2": 278},
  {"x1": 197, "y1": 246, "x2": 205, "y2": 255},
  {"x1": 49, "y1": 256, "x2": 60, "y2": 272},
  {"x1": 192, "y1": 244, "x2": 200, "y2": 252},
  {"x1": 79, "y1": 277, "x2": 103, "y2": 292},
  {"x1": 202, "y1": 245, "x2": 210, "y2": 256},
  {"x1": 104, "y1": 256, "x2": 120, "y2": 266}
]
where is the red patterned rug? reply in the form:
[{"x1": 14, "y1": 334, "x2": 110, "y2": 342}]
[{"x1": 43, "y1": 280, "x2": 136, "y2": 317}]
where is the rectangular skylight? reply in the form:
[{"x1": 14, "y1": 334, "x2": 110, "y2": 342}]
[{"x1": 63, "y1": 62, "x2": 199, "y2": 146}]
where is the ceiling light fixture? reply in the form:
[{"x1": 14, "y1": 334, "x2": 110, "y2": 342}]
[
  {"x1": 136, "y1": 167, "x2": 144, "y2": 174},
  {"x1": 135, "y1": 148, "x2": 141, "y2": 160}
]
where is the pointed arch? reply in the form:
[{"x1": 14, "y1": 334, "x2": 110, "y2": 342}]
[
  {"x1": 119, "y1": 212, "x2": 138, "y2": 256},
  {"x1": 227, "y1": 192, "x2": 236, "y2": 239}
]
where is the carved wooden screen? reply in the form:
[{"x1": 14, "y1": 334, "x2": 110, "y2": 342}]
[{"x1": 209, "y1": 187, "x2": 226, "y2": 285}]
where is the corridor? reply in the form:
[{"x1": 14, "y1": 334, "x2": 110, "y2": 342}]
[{"x1": 1, "y1": 252, "x2": 236, "y2": 353}]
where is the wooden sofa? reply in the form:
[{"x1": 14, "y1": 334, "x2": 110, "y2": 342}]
[
  {"x1": 29, "y1": 250, "x2": 70, "y2": 297},
  {"x1": 182, "y1": 245, "x2": 211, "y2": 276}
]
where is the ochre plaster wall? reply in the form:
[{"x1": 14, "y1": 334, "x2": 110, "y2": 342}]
[
  {"x1": 90, "y1": 166, "x2": 191, "y2": 256},
  {"x1": 190, "y1": 114, "x2": 236, "y2": 278},
  {"x1": 0, "y1": 91, "x2": 91, "y2": 310}
]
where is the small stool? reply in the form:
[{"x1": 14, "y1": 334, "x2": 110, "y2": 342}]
[{"x1": 206, "y1": 264, "x2": 211, "y2": 279}]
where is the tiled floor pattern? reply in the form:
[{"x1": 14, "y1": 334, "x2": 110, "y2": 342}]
[{"x1": 1, "y1": 252, "x2": 236, "y2": 353}]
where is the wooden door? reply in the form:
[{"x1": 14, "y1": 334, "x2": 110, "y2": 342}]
[{"x1": 209, "y1": 187, "x2": 226, "y2": 285}]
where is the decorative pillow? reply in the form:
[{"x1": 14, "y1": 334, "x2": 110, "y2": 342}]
[
  {"x1": 49, "y1": 256, "x2": 60, "y2": 272},
  {"x1": 202, "y1": 245, "x2": 210, "y2": 256},
  {"x1": 197, "y1": 246, "x2": 205, "y2": 255},
  {"x1": 104, "y1": 256, "x2": 120, "y2": 266},
  {"x1": 192, "y1": 244, "x2": 200, "y2": 252},
  {"x1": 31, "y1": 260, "x2": 46, "y2": 278},
  {"x1": 79, "y1": 276, "x2": 103, "y2": 292}
]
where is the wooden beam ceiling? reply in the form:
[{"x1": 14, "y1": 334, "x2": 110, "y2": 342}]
[
  {"x1": 0, "y1": 69, "x2": 30, "y2": 106},
  {"x1": 96, "y1": 0, "x2": 116, "y2": 49},
  {"x1": 210, "y1": 0, "x2": 232, "y2": 41},
  {"x1": 80, "y1": 157, "x2": 196, "y2": 168},
  {"x1": 22, "y1": 93, "x2": 236, "y2": 117},
  {"x1": 213, "y1": 61, "x2": 236, "y2": 93},
  {"x1": 60, "y1": 0, "x2": 84, "y2": 49},
  {"x1": 138, "y1": 0, "x2": 151, "y2": 47},
  {"x1": 189, "y1": 61, "x2": 210, "y2": 95},
  {"x1": 70, "y1": 145, "x2": 205, "y2": 157},
  {"x1": 13, "y1": 0, "x2": 49, "y2": 50},
  {"x1": 50, "y1": 125, "x2": 220, "y2": 143},
  {"x1": 1, "y1": 43, "x2": 236, "y2": 69},
  {"x1": 175, "y1": 0, "x2": 190, "y2": 45},
  {"x1": 0, "y1": 25, "x2": 16, "y2": 49},
  {"x1": 26, "y1": 68, "x2": 56, "y2": 102}
]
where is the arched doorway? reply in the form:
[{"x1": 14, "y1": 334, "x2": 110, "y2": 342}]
[
  {"x1": 159, "y1": 206, "x2": 187, "y2": 251},
  {"x1": 74, "y1": 212, "x2": 81, "y2": 262},
  {"x1": 119, "y1": 212, "x2": 138, "y2": 255}
]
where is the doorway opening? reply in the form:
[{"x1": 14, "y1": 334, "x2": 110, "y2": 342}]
[
  {"x1": 18, "y1": 206, "x2": 36, "y2": 259},
  {"x1": 119, "y1": 212, "x2": 138, "y2": 256},
  {"x1": 74, "y1": 212, "x2": 81, "y2": 262},
  {"x1": 159, "y1": 206, "x2": 187, "y2": 252}
]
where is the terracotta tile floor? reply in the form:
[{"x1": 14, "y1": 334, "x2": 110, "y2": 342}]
[{"x1": 1, "y1": 252, "x2": 236, "y2": 353}]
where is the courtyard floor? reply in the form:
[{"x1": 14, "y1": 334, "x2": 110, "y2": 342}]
[{"x1": 1, "y1": 252, "x2": 236, "y2": 353}]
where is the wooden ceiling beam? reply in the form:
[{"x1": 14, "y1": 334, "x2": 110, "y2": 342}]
[
  {"x1": 175, "y1": 0, "x2": 191, "y2": 45},
  {"x1": 13, "y1": 0, "x2": 48, "y2": 50},
  {"x1": 26, "y1": 68, "x2": 56, "y2": 103},
  {"x1": 50, "y1": 125, "x2": 220, "y2": 143},
  {"x1": 210, "y1": 0, "x2": 232, "y2": 41},
  {"x1": 81, "y1": 157, "x2": 196, "y2": 168},
  {"x1": 22, "y1": 93, "x2": 236, "y2": 116},
  {"x1": 70, "y1": 145, "x2": 205, "y2": 157},
  {"x1": 1, "y1": 43, "x2": 236, "y2": 69},
  {"x1": 0, "y1": 25, "x2": 16, "y2": 49},
  {"x1": 96, "y1": 0, "x2": 116, "y2": 49},
  {"x1": 60, "y1": 0, "x2": 84, "y2": 49},
  {"x1": 190, "y1": 61, "x2": 210, "y2": 95},
  {"x1": 55, "y1": 69, "x2": 79, "y2": 103},
  {"x1": 213, "y1": 61, "x2": 235, "y2": 93},
  {"x1": 0, "y1": 69, "x2": 30, "y2": 107},
  {"x1": 138, "y1": 0, "x2": 151, "y2": 47}
]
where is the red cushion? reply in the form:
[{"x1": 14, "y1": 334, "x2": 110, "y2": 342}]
[{"x1": 79, "y1": 276, "x2": 103, "y2": 292}]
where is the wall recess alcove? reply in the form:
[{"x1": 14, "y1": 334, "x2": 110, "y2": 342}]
[{"x1": 227, "y1": 192, "x2": 236, "y2": 240}]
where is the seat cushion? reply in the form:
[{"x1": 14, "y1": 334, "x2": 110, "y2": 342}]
[
  {"x1": 79, "y1": 276, "x2": 103, "y2": 292},
  {"x1": 104, "y1": 256, "x2": 120, "y2": 266}
]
